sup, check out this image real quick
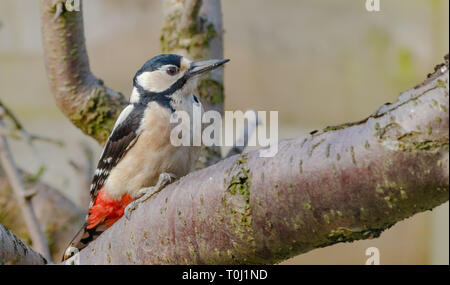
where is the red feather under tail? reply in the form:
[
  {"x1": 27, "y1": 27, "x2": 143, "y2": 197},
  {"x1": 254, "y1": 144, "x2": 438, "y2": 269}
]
[{"x1": 87, "y1": 186, "x2": 133, "y2": 229}]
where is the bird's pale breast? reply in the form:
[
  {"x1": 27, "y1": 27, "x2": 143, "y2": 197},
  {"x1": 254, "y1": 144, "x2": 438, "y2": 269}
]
[{"x1": 104, "y1": 102, "x2": 199, "y2": 199}]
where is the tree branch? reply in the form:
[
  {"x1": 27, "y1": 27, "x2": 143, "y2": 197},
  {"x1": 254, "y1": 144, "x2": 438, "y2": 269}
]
[
  {"x1": 0, "y1": 99, "x2": 64, "y2": 147},
  {"x1": 0, "y1": 224, "x2": 47, "y2": 265},
  {"x1": 0, "y1": 172, "x2": 85, "y2": 261},
  {"x1": 0, "y1": 101, "x2": 85, "y2": 261},
  {"x1": 40, "y1": 0, "x2": 127, "y2": 145},
  {"x1": 0, "y1": 120, "x2": 52, "y2": 261},
  {"x1": 69, "y1": 57, "x2": 449, "y2": 265}
]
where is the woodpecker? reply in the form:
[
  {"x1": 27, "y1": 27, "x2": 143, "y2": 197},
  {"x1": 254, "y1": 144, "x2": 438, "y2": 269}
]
[{"x1": 63, "y1": 54, "x2": 229, "y2": 260}]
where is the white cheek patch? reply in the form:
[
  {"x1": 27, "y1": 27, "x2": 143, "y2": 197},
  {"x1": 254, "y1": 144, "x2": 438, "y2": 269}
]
[{"x1": 137, "y1": 71, "x2": 183, "y2": 93}]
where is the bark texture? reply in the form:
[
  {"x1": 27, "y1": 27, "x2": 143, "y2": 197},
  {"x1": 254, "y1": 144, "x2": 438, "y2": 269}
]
[
  {"x1": 40, "y1": 0, "x2": 127, "y2": 145},
  {"x1": 0, "y1": 224, "x2": 47, "y2": 265},
  {"x1": 66, "y1": 61, "x2": 449, "y2": 264}
]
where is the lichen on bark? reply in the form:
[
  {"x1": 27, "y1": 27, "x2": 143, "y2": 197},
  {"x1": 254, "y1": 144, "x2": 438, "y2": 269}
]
[
  {"x1": 69, "y1": 87, "x2": 126, "y2": 145},
  {"x1": 41, "y1": 0, "x2": 128, "y2": 145}
]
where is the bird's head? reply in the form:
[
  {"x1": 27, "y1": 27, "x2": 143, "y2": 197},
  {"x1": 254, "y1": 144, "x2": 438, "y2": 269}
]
[{"x1": 131, "y1": 54, "x2": 229, "y2": 103}]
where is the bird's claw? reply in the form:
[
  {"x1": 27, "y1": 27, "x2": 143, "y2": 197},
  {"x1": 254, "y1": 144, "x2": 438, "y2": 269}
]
[{"x1": 124, "y1": 173, "x2": 176, "y2": 220}]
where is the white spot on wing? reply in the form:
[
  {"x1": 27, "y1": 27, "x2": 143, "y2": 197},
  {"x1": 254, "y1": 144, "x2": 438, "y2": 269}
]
[
  {"x1": 97, "y1": 104, "x2": 135, "y2": 160},
  {"x1": 130, "y1": 87, "x2": 141, "y2": 104},
  {"x1": 114, "y1": 104, "x2": 134, "y2": 128}
]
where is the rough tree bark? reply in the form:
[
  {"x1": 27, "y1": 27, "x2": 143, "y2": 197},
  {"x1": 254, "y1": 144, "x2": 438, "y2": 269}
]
[
  {"x1": 0, "y1": 224, "x2": 47, "y2": 265},
  {"x1": 40, "y1": 0, "x2": 127, "y2": 145},
  {"x1": 63, "y1": 60, "x2": 448, "y2": 264}
]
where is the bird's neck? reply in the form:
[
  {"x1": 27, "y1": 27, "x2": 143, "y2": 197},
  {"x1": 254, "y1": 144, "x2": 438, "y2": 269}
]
[{"x1": 130, "y1": 83, "x2": 197, "y2": 113}]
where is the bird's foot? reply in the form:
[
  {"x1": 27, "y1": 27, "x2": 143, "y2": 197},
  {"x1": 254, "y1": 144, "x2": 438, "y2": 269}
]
[{"x1": 124, "y1": 173, "x2": 176, "y2": 220}]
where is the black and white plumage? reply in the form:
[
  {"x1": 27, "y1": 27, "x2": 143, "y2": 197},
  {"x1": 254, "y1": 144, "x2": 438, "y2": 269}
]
[
  {"x1": 89, "y1": 104, "x2": 146, "y2": 202},
  {"x1": 62, "y1": 54, "x2": 229, "y2": 261}
]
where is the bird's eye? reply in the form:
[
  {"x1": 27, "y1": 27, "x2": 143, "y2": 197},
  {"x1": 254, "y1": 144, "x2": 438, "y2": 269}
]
[{"x1": 166, "y1": 66, "x2": 179, "y2": 76}]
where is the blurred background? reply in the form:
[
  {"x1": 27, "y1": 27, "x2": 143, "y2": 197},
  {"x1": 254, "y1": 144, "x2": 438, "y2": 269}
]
[{"x1": 0, "y1": 0, "x2": 448, "y2": 264}]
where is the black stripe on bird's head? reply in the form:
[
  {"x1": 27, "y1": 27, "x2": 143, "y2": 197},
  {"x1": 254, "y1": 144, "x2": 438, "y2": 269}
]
[{"x1": 132, "y1": 54, "x2": 229, "y2": 103}]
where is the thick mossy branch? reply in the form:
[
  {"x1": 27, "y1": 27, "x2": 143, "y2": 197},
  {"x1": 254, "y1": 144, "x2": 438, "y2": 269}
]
[
  {"x1": 40, "y1": 0, "x2": 127, "y2": 145},
  {"x1": 69, "y1": 86, "x2": 125, "y2": 144},
  {"x1": 69, "y1": 57, "x2": 448, "y2": 265}
]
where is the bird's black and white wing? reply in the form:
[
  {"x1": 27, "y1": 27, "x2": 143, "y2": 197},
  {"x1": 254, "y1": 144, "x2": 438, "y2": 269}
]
[{"x1": 89, "y1": 104, "x2": 146, "y2": 202}]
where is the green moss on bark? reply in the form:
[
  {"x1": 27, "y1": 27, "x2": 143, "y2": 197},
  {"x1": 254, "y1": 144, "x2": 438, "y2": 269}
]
[
  {"x1": 160, "y1": 10, "x2": 217, "y2": 61},
  {"x1": 197, "y1": 78, "x2": 224, "y2": 105},
  {"x1": 225, "y1": 155, "x2": 252, "y2": 228},
  {"x1": 70, "y1": 87, "x2": 126, "y2": 144}
]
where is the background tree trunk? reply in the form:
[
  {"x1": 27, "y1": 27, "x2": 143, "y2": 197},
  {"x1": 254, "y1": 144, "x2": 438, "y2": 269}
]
[
  {"x1": 40, "y1": 0, "x2": 127, "y2": 145},
  {"x1": 161, "y1": 0, "x2": 225, "y2": 166}
]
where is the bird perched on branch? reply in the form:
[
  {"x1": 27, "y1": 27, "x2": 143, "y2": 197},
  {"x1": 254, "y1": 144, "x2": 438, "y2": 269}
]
[{"x1": 63, "y1": 54, "x2": 229, "y2": 261}]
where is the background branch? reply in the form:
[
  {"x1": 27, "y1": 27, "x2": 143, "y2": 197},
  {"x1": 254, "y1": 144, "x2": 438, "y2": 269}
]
[
  {"x1": 40, "y1": 0, "x2": 127, "y2": 145},
  {"x1": 69, "y1": 58, "x2": 449, "y2": 264},
  {"x1": 0, "y1": 100, "x2": 84, "y2": 260},
  {"x1": 0, "y1": 99, "x2": 64, "y2": 147},
  {"x1": 0, "y1": 170, "x2": 84, "y2": 261},
  {"x1": 0, "y1": 119, "x2": 52, "y2": 261}
]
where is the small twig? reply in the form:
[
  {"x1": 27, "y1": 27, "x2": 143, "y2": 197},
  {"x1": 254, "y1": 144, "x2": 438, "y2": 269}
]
[
  {"x1": 23, "y1": 166, "x2": 46, "y2": 183},
  {"x1": 0, "y1": 128, "x2": 21, "y2": 139},
  {"x1": 0, "y1": 100, "x2": 23, "y2": 130},
  {"x1": 0, "y1": 119, "x2": 52, "y2": 261},
  {"x1": 0, "y1": 100, "x2": 64, "y2": 147},
  {"x1": 27, "y1": 134, "x2": 64, "y2": 147}
]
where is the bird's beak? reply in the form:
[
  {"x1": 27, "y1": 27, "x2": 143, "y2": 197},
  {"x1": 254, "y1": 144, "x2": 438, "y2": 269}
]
[{"x1": 188, "y1": 58, "x2": 230, "y2": 77}]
